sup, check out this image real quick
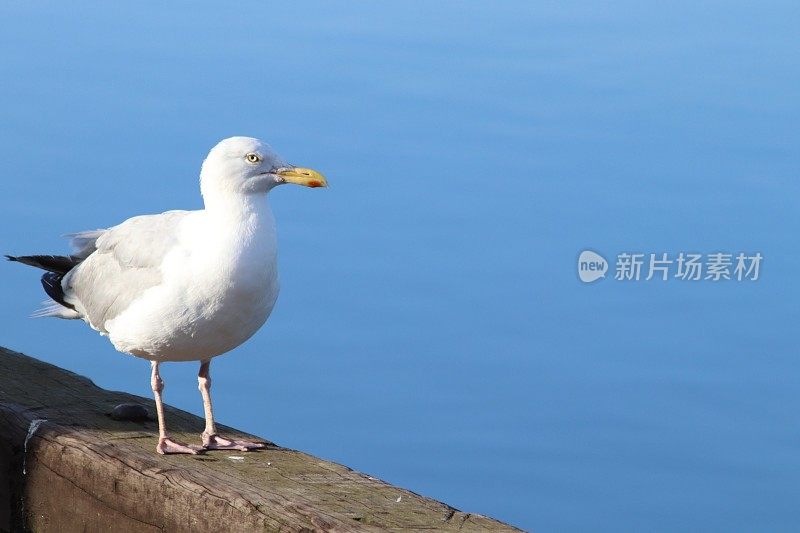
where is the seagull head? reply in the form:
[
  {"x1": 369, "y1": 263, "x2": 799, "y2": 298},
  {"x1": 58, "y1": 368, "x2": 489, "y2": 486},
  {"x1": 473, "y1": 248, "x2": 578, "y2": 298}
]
[{"x1": 200, "y1": 136, "x2": 327, "y2": 200}]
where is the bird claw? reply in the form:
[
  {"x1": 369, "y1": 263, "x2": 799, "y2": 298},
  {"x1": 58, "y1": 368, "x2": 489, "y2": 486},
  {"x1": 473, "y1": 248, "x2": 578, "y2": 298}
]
[
  {"x1": 203, "y1": 433, "x2": 265, "y2": 451},
  {"x1": 157, "y1": 437, "x2": 203, "y2": 455}
]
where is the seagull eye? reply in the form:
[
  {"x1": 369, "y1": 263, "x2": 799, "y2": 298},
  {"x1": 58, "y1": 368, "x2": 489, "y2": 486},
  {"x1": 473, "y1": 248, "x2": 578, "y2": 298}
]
[{"x1": 245, "y1": 153, "x2": 261, "y2": 164}]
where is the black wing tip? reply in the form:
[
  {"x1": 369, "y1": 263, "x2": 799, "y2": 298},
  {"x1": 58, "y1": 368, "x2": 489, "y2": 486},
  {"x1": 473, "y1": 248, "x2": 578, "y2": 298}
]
[
  {"x1": 41, "y1": 271, "x2": 75, "y2": 310},
  {"x1": 7, "y1": 254, "x2": 81, "y2": 274}
]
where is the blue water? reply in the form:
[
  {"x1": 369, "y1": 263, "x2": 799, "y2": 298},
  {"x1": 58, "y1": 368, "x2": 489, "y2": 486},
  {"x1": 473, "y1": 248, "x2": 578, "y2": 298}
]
[{"x1": 1, "y1": 2, "x2": 798, "y2": 531}]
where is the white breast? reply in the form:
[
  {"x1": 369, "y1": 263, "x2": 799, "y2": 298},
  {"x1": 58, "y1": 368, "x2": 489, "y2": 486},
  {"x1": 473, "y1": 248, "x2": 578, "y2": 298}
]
[{"x1": 106, "y1": 206, "x2": 280, "y2": 362}]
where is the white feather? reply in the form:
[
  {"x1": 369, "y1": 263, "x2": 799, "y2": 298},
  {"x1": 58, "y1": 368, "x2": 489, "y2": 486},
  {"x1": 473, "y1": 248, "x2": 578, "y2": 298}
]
[
  {"x1": 31, "y1": 299, "x2": 81, "y2": 319},
  {"x1": 52, "y1": 137, "x2": 285, "y2": 363}
]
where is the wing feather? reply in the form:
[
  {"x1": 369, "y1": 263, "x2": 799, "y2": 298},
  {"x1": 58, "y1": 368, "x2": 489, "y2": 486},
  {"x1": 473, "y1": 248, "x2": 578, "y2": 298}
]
[{"x1": 63, "y1": 210, "x2": 190, "y2": 332}]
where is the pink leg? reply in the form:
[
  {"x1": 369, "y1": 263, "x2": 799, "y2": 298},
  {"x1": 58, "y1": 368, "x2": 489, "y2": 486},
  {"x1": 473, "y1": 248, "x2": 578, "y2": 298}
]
[
  {"x1": 150, "y1": 361, "x2": 202, "y2": 455},
  {"x1": 198, "y1": 360, "x2": 264, "y2": 451}
]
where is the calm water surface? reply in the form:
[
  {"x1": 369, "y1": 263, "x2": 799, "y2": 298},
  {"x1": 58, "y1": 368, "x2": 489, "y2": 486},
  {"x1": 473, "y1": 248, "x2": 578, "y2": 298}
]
[{"x1": 1, "y1": 2, "x2": 798, "y2": 531}]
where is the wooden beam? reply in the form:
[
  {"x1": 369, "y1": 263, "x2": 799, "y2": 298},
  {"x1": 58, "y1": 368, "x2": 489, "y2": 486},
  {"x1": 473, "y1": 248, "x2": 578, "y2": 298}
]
[{"x1": 0, "y1": 347, "x2": 521, "y2": 532}]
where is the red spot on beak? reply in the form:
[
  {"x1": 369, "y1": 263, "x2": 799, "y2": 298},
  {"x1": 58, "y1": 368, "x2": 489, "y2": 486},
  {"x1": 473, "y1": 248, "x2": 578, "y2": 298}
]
[{"x1": 308, "y1": 180, "x2": 322, "y2": 188}]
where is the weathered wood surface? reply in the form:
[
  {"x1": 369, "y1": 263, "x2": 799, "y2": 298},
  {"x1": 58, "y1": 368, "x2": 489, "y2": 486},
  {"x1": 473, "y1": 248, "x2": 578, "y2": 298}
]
[{"x1": 0, "y1": 347, "x2": 522, "y2": 532}]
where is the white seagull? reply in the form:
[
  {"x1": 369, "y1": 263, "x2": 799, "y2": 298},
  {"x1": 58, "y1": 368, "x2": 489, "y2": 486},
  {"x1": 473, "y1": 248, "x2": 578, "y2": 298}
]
[{"x1": 7, "y1": 136, "x2": 327, "y2": 454}]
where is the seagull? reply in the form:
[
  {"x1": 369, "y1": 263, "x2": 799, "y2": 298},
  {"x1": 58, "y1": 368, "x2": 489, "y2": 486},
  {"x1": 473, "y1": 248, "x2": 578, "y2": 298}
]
[{"x1": 7, "y1": 136, "x2": 327, "y2": 454}]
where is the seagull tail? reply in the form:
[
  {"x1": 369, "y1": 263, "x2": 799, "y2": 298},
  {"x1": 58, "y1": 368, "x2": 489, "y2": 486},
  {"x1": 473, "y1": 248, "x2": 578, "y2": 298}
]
[
  {"x1": 6, "y1": 254, "x2": 82, "y2": 319},
  {"x1": 31, "y1": 299, "x2": 81, "y2": 319}
]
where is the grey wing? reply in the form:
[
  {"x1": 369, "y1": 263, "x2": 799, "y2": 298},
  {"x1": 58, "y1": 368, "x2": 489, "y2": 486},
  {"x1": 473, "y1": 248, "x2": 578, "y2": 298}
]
[
  {"x1": 65, "y1": 229, "x2": 107, "y2": 259},
  {"x1": 63, "y1": 210, "x2": 191, "y2": 332}
]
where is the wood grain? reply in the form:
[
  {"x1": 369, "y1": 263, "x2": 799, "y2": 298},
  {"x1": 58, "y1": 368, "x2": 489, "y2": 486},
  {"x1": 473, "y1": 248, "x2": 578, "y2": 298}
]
[{"x1": 0, "y1": 347, "x2": 522, "y2": 532}]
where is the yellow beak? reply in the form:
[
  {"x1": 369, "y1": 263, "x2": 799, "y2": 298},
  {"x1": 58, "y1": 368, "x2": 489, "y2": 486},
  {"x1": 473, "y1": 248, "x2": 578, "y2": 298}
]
[{"x1": 276, "y1": 167, "x2": 328, "y2": 188}]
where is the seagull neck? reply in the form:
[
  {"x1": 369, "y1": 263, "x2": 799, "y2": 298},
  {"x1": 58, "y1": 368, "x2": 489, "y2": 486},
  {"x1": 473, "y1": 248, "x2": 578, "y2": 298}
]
[{"x1": 203, "y1": 193, "x2": 271, "y2": 224}]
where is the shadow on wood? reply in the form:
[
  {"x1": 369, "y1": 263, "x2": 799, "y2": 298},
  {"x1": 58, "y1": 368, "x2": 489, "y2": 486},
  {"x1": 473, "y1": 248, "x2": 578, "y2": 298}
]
[{"x1": 0, "y1": 347, "x2": 522, "y2": 532}]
